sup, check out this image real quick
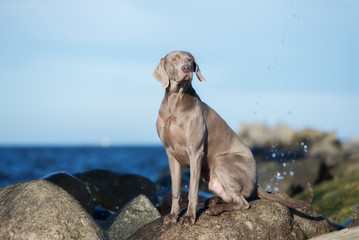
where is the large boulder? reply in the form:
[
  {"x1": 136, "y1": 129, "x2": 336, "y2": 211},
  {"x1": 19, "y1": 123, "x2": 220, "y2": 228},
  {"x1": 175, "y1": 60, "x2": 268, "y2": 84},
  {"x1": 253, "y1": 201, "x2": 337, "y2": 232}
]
[
  {"x1": 131, "y1": 197, "x2": 338, "y2": 240},
  {"x1": 75, "y1": 169, "x2": 158, "y2": 212},
  {"x1": 0, "y1": 180, "x2": 106, "y2": 240},
  {"x1": 103, "y1": 194, "x2": 160, "y2": 240}
]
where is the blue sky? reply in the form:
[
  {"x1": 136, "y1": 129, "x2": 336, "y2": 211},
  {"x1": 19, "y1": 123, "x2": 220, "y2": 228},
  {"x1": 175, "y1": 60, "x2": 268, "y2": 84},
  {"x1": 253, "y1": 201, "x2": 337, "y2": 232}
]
[{"x1": 0, "y1": 1, "x2": 358, "y2": 145}]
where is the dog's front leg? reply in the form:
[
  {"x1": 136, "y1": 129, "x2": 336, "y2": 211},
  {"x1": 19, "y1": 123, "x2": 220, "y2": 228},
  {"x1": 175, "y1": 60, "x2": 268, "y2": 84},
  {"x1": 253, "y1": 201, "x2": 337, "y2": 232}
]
[
  {"x1": 180, "y1": 126, "x2": 207, "y2": 227},
  {"x1": 179, "y1": 148, "x2": 204, "y2": 227},
  {"x1": 163, "y1": 152, "x2": 182, "y2": 225}
]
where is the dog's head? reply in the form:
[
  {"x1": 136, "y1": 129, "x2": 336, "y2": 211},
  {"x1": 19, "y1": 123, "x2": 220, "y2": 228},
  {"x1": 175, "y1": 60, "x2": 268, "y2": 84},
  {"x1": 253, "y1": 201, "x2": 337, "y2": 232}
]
[{"x1": 153, "y1": 51, "x2": 206, "y2": 88}]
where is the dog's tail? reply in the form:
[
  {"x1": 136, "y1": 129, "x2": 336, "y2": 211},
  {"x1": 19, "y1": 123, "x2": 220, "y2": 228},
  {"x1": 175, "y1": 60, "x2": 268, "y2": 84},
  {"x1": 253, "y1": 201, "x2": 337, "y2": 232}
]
[{"x1": 257, "y1": 182, "x2": 313, "y2": 209}]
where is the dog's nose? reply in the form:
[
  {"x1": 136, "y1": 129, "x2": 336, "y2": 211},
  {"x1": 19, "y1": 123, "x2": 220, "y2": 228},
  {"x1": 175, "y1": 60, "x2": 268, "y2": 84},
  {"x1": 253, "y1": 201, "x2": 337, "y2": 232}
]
[{"x1": 181, "y1": 65, "x2": 191, "y2": 73}]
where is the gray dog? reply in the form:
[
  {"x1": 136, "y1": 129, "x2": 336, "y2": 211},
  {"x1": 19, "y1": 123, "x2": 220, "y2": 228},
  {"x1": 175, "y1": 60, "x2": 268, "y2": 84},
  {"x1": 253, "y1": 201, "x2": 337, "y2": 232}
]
[{"x1": 153, "y1": 51, "x2": 313, "y2": 227}]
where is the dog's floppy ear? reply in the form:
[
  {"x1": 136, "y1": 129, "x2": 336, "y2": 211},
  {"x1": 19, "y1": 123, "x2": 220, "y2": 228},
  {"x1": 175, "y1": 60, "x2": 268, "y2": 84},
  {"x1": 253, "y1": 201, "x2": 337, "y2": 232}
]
[
  {"x1": 153, "y1": 58, "x2": 169, "y2": 88},
  {"x1": 193, "y1": 56, "x2": 207, "y2": 83}
]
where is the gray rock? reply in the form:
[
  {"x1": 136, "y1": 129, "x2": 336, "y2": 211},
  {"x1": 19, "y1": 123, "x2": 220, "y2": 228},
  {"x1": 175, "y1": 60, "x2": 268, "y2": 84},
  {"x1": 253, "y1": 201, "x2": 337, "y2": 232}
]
[
  {"x1": 130, "y1": 197, "x2": 337, "y2": 240},
  {"x1": 0, "y1": 180, "x2": 107, "y2": 240},
  {"x1": 103, "y1": 194, "x2": 160, "y2": 240}
]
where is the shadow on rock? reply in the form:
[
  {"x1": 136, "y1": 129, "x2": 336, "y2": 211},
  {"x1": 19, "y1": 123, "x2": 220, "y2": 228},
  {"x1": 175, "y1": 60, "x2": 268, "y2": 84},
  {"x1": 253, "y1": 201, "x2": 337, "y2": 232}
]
[
  {"x1": 43, "y1": 171, "x2": 95, "y2": 217},
  {"x1": 75, "y1": 169, "x2": 158, "y2": 212}
]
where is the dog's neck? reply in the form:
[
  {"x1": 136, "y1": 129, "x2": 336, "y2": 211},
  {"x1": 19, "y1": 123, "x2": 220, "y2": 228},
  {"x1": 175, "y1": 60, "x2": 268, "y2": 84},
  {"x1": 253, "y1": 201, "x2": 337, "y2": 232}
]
[
  {"x1": 166, "y1": 79, "x2": 196, "y2": 96},
  {"x1": 164, "y1": 79, "x2": 198, "y2": 113}
]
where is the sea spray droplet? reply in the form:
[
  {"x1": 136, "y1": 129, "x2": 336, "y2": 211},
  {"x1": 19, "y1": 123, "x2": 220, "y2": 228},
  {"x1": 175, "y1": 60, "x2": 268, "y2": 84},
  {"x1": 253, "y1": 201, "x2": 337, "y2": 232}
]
[
  {"x1": 303, "y1": 145, "x2": 308, "y2": 153},
  {"x1": 289, "y1": 171, "x2": 294, "y2": 176},
  {"x1": 282, "y1": 162, "x2": 287, "y2": 167},
  {"x1": 272, "y1": 153, "x2": 276, "y2": 158},
  {"x1": 276, "y1": 172, "x2": 284, "y2": 180}
]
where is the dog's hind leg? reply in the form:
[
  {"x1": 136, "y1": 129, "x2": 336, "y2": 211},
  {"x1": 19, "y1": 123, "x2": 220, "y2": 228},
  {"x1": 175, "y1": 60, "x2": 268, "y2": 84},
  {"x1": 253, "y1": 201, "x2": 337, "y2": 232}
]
[
  {"x1": 205, "y1": 191, "x2": 250, "y2": 215},
  {"x1": 205, "y1": 154, "x2": 255, "y2": 215},
  {"x1": 205, "y1": 196, "x2": 224, "y2": 209},
  {"x1": 204, "y1": 174, "x2": 250, "y2": 215}
]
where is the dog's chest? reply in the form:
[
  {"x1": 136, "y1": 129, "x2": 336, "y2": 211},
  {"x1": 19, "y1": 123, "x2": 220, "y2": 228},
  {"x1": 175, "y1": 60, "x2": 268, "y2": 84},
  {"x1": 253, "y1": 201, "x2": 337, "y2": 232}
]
[{"x1": 160, "y1": 114, "x2": 191, "y2": 167}]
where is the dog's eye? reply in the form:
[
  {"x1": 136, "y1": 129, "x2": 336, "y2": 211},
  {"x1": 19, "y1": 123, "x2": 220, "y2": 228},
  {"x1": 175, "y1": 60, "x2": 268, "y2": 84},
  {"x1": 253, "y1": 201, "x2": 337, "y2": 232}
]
[
  {"x1": 187, "y1": 58, "x2": 193, "y2": 63},
  {"x1": 171, "y1": 58, "x2": 178, "y2": 62}
]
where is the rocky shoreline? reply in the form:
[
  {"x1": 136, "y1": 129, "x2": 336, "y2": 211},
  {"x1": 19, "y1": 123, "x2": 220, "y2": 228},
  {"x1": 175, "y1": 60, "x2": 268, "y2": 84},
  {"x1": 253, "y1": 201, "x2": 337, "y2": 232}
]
[
  {"x1": 0, "y1": 168, "x2": 357, "y2": 239},
  {"x1": 1, "y1": 125, "x2": 359, "y2": 239}
]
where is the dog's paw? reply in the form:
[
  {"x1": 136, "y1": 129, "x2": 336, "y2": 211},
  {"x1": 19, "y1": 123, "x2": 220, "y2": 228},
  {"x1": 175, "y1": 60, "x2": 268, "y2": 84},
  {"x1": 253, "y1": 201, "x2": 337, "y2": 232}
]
[
  {"x1": 205, "y1": 205, "x2": 224, "y2": 216},
  {"x1": 163, "y1": 213, "x2": 178, "y2": 225},
  {"x1": 179, "y1": 215, "x2": 195, "y2": 227}
]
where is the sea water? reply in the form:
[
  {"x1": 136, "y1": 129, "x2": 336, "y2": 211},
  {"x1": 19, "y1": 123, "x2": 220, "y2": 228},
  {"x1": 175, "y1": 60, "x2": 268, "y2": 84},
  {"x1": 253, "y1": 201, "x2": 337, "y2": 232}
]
[{"x1": 0, "y1": 146, "x2": 168, "y2": 189}]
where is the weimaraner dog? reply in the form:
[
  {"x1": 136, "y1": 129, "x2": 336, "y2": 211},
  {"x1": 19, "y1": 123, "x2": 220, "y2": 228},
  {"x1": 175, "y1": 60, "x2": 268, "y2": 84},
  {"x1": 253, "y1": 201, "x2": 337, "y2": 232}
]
[{"x1": 154, "y1": 51, "x2": 313, "y2": 227}]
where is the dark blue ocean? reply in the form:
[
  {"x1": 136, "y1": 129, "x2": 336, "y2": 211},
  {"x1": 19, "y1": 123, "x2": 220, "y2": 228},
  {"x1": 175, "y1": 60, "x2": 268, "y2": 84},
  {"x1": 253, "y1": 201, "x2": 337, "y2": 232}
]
[{"x1": 0, "y1": 146, "x2": 169, "y2": 189}]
